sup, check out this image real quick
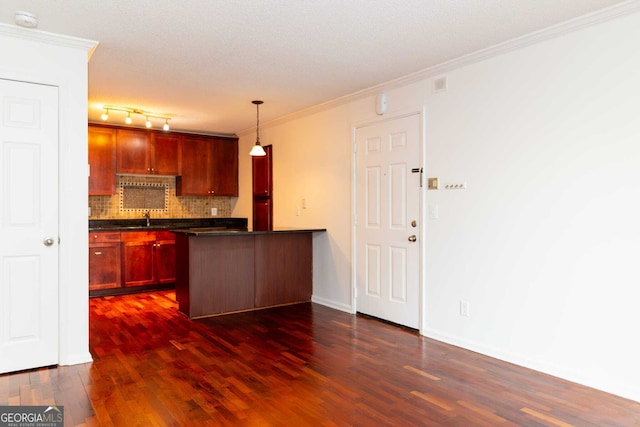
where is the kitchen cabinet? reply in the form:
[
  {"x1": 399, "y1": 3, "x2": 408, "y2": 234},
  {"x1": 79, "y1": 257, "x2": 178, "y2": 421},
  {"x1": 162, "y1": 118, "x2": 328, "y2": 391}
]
[
  {"x1": 151, "y1": 133, "x2": 181, "y2": 175},
  {"x1": 88, "y1": 126, "x2": 117, "y2": 195},
  {"x1": 176, "y1": 135, "x2": 238, "y2": 196},
  {"x1": 154, "y1": 231, "x2": 177, "y2": 284},
  {"x1": 116, "y1": 129, "x2": 181, "y2": 175},
  {"x1": 89, "y1": 232, "x2": 121, "y2": 290},
  {"x1": 121, "y1": 230, "x2": 176, "y2": 287}
]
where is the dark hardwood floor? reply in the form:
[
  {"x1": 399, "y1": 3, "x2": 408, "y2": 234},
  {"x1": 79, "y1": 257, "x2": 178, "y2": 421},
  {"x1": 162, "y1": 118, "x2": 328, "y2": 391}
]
[{"x1": 1, "y1": 290, "x2": 639, "y2": 426}]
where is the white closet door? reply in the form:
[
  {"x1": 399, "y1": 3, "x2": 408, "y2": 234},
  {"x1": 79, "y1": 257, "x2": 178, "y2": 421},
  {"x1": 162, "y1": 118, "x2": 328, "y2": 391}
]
[{"x1": 0, "y1": 79, "x2": 59, "y2": 373}]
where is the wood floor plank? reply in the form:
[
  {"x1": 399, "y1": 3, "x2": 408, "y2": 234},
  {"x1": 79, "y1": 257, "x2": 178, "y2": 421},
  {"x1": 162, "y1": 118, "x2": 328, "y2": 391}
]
[{"x1": 1, "y1": 290, "x2": 639, "y2": 426}]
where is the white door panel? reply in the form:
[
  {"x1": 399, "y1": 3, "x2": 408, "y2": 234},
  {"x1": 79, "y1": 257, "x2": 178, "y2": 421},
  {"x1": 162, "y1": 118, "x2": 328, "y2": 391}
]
[
  {"x1": 356, "y1": 114, "x2": 421, "y2": 329},
  {"x1": 0, "y1": 79, "x2": 59, "y2": 373}
]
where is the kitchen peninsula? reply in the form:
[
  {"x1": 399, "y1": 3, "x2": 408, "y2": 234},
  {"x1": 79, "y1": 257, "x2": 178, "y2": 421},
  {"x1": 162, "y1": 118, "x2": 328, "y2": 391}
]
[{"x1": 173, "y1": 228, "x2": 326, "y2": 319}]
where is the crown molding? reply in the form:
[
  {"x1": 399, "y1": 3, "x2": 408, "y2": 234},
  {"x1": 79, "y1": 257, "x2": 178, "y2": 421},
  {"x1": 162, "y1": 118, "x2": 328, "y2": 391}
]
[
  {"x1": 0, "y1": 23, "x2": 98, "y2": 57},
  {"x1": 238, "y1": 0, "x2": 640, "y2": 135}
]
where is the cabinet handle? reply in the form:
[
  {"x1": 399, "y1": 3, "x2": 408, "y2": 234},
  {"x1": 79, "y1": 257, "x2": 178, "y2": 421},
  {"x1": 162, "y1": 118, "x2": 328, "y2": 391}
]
[
  {"x1": 94, "y1": 251, "x2": 102, "y2": 255},
  {"x1": 93, "y1": 235, "x2": 98, "y2": 239}
]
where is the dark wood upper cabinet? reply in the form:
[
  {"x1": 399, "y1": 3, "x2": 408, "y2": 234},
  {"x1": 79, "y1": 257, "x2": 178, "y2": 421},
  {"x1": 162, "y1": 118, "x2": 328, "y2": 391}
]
[
  {"x1": 116, "y1": 129, "x2": 149, "y2": 174},
  {"x1": 151, "y1": 133, "x2": 181, "y2": 176},
  {"x1": 116, "y1": 129, "x2": 181, "y2": 175},
  {"x1": 176, "y1": 135, "x2": 212, "y2": 195},
  {"x1": 88, "y1": 126, "x2": 116, "y2": 195},
  {"x1": 212, "y1": 137, "x2": 239, "y2": 196},
  {"x1": 88, "y1": 124, "x2": 236, "y2": 193},
  {"x1": 176, "y1": 135, "x2": 238, "y2": 197}
]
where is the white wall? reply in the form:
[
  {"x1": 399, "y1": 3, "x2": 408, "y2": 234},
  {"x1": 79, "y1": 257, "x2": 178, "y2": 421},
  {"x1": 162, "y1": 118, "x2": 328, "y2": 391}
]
[
  {"x1": 0, "y1": 25, "x2": 97, "y2": 366},
  {"x1": 234, "y1": 9, "x2": 640, "y2": 402}
]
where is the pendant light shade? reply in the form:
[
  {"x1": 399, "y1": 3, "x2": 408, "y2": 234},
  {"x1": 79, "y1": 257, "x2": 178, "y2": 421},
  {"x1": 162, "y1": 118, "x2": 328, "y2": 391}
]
[{"x1": 250, "y1": 100, "x2": 266, "y2": 156}]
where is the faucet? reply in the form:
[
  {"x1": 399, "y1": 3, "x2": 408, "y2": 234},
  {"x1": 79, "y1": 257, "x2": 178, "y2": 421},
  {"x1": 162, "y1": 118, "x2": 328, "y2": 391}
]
[{"x1": 143, "y1": 210, "x2": 151, "y2": 227}]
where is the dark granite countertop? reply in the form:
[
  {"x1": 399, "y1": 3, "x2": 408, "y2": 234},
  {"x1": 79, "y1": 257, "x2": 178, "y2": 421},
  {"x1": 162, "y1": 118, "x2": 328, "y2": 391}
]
[
  {"x1": 89, "y1": 217, "x2": 248, "y2": 232},
  {"x1": 171, "y1": 227, "x2": 327, "y2": 236}
]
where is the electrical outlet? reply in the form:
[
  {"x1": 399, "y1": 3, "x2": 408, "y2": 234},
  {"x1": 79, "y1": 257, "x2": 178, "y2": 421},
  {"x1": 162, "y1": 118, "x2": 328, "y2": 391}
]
[
  {"x1": 211, "y1": 207, "x2": 217, "y2": 216},
  {"x1": 460, "y1": 300, "x2": 470, "y2": 317}
]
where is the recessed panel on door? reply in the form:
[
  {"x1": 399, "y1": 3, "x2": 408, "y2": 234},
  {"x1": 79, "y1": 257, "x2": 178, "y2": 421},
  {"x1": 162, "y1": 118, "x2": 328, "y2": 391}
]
[{"x1": 365, "y1": 244, "x2": 381, "y2": 297}]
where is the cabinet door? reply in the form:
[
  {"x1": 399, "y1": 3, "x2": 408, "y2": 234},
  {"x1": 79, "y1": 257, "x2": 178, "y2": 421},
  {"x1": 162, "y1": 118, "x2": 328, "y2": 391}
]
[
  {"x1": 155, "y1": 231, "x2": 176, "y2": 284},
  {"x1": 252, "y1": 145, "x2": 272, "y2": 196},
  {"x1": 176, "y1": 135, "x2": 212, "y2": 195},
  {"x1": 116, "y1": 129, "x2": 150, "y2": 174},
  {"x1": 88, "y1": 126, "x2": 116, "y2": 195},
  {"x1": 155, "y1": 238, "x2": 176, "y2": 284},
  {"x1": 151, "y1": 133, "x2": 181, "y2": 175},
  {"x1": 211, "y1": 137, "x2": 238, "y2": 196},
  {"x1": 89, "y1": 243, "x2": 121, "y2": 290},
  {"x1": 122, "y1": 238, "x2": 155, "y2": 287},
  {"x1": 253, "y1": 198, "x2": 272, "y2": 231}
]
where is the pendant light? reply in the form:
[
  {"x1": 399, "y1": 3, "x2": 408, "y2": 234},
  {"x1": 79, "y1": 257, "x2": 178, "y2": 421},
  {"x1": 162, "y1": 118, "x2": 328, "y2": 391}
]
[{"x1": 249, "y1": 100, "x2": 266, "y2": 156}]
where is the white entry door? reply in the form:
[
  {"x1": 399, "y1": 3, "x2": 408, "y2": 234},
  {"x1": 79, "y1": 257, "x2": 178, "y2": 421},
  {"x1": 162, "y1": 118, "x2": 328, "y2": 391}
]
[
  {"x1": 0, "y1": 79, "x2": 59, "y2": 373},
  {"x1": 355, "y1": 113, "x2": 421, "y2": 329}
]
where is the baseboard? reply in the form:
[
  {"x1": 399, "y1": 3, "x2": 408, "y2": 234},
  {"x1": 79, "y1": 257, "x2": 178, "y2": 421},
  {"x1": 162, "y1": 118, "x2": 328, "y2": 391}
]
[
  {"x1": 422, "y1": 328, "x2": 640, "y2": 404},
  {"x1": 59, "y1": 351, "x2": 93, "y2": 366},
  {"x1": 311, "y1": 294, "x2": 353, "y2": 313}
]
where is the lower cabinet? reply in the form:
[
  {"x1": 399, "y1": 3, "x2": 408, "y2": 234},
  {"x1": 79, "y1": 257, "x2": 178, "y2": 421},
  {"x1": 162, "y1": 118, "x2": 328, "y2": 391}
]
[
  {"x1": 121, "y1": 231, "x2": 176, "y2": 287},
  {"x1": 89, "y1": 232, "x2": 121, "y2": 291},
  {"x1": 89, "y1": 230, "x2": 175, "y2": 292},
  {"x1": 155, "y1": 231, "x2": 177, "y2": 284}
]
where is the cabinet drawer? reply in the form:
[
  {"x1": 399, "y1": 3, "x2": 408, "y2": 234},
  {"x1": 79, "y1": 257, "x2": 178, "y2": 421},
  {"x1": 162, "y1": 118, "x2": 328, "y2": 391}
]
[
  {"x1": 155, "y1": 230, "x2": 175, "y2": 241},
  {"x1": 120, "y1": 231, "x2": 156, "y2": 242},
  {"x1": 89, "y1": 231, "x2": 121, "y2": 243}
]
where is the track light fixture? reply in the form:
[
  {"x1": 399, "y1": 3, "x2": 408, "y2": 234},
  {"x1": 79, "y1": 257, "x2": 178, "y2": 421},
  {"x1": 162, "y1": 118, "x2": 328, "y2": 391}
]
[{"x1": 100, "y1": 105, "x2": 172, "y2": 131}]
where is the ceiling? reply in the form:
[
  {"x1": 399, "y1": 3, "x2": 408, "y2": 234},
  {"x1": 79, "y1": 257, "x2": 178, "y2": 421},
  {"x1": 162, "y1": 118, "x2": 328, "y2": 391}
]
[{"x1": 0, "y1": 0, "x2": 628, "y2": 135}]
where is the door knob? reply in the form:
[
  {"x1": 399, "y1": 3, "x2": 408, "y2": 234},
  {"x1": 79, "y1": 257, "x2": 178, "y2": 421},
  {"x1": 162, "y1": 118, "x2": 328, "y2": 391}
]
[
  {"x1": 43, "y1": 237, "x2": 55, "y2": 246},
  {"x1": 408, "y1": 235, "x2": 417, "y2": 242}
]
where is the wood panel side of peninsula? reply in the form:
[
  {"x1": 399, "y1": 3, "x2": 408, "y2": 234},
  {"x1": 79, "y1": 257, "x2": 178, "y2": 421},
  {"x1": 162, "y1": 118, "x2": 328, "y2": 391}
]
[{"x1": 175, "y1": 231, "x2": 316, "y2": 318}]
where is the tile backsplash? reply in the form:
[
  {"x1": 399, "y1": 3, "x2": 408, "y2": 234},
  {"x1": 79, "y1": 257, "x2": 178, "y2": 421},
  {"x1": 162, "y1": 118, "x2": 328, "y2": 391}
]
[{"x1": 89, "y1": 175, "x2": 232, "y2": 219}]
